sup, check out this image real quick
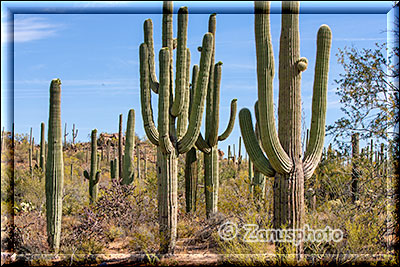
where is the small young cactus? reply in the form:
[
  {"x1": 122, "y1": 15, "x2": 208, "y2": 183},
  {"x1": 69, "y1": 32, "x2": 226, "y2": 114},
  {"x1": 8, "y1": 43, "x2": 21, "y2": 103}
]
[{"x1": 84, "y1": 129, "x2": 101, "y2": 203}]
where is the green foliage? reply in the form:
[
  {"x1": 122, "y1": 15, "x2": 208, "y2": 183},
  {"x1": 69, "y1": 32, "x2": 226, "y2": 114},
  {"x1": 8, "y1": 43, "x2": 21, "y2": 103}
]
[{"x1": 327, "y1": 41, "x2": 399, "y2": 153}]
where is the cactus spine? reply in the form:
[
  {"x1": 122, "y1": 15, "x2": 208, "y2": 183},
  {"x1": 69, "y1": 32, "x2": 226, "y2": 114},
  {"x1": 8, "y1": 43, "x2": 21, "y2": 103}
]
[
  {"x1": 140, "y1": 1, "x2": 212, "y2": 253},
  {"x1": 45, "y1": 78, "x2": 64, "y2": 253},
  {"x1": 122, "y1": 109, "x2": 135, "y2": 185},
  {"x1": 83, "y1": 129, "x2": 101, "y2": 203},
  {"x1": 239, "y1": 1, "x2": 331, "y2": 256}
]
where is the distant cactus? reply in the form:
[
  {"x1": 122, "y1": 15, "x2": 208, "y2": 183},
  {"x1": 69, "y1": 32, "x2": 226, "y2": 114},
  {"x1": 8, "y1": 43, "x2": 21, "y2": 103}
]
[
  {"x1": 118, "y1": 114, "x2": 123, "y2": 180},
  {"x1": 29, "y1": 127, "x2": 33, "y2": 176},
  {"x1": 351, "y1": 133, "x2": 360, "y2": 203},
  {"x1": 72, "y1": 123, "x2": 78, "y2": 145},
  {"x1": 40, "y1": 122, "x2": 46, "y2": 170},
  {"x1": 84, "y1": 129, "x2": 101, "y2": 203},
  {"x1": 136, "y1": 145, "x2": 141, "y2": 180},
  {"x1": 140, "y1": 1, "x2": 212, "y2": 253},
  {"x1": 64, "y1": 122, "x2": 68, "y2": 147},
  {"x1": 110, "y1": 157, "x2": 119, "y2": 180},
  {"x1": 45, "y1": 78, "x2": 64, "y2": 253},
  {"x1": 122, "y1": 109, "x2": 135, "y2": 185}
]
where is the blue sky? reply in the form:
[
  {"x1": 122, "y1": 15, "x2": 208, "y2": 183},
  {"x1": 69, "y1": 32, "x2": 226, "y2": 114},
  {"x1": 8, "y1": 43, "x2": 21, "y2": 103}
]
[{"x1": 1, "y1": 1, "x2": 396, "y2": 155}]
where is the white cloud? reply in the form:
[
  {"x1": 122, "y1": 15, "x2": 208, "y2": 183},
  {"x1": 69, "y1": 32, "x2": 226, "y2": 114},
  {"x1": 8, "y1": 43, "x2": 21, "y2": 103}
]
[{"x1": 2, "y1": 16, "x2": 63, "y2": 43}]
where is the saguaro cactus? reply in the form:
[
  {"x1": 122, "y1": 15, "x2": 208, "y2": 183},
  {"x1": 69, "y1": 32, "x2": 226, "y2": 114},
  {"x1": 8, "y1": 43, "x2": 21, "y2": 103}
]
[
  {"x1": 351, "y1": 133, "x2": 360, "y2": 203},
  {"x1": 84, "y1": 129, "x2": 101, "y2": 203},
  {"x1": 40, "y1": 122, "x2": 46, "y2": 171},
  {"x1": 45, "y1": 78, "x2": 64, "y2": 253},
  {"x1": 140, "y1": 1, "x2": 212, "y2": 253},
  {"x1": 239, "y1": 1, "x2": 331, "y2": 256},
  {"x1": 64, "y1": 123, "x2": 68, "y2": 147},
  {"x1": 110, "y1": 157, "x2": 119, "y2": 180},
  {"x1": 118, "y1": 114, "x2": 123, "y2": 180},
  {"x1": 72, "y1": 124, "x2": 78, "y2": 145},
  {"x1": 194, "y1": 14, "x2": 237, "y2": 217},
  {"x1": 122, "y1": 109, "x2": 135, "y2": 185},
  {"x1": 136, "y1": 145, "x2": 141, "y2": 180},
  {"x1": 29, "y1": 127, "x2": 33, "y2": 176}
]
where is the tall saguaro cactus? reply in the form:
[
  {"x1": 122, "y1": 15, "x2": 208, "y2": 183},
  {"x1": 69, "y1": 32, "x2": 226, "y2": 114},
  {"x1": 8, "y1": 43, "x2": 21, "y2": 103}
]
[
  {"x1": 84, "y1": 129, "x2": 101, "y2": 203},
  {"x1": 140, "y1": 1, "x2": 212, "y2": 253},
  {"x1": 45, "y1": 78, "x2": 64, "y2": 253},
  {"x1": 193, "y1": 14, "x2": 237, "y2": 218},
  {"x1": 122, "y1": 109, "x2": 135, "y2": 185},
  {"x1": 239, "y1": 1, "x2": 331, "y2": 256}
]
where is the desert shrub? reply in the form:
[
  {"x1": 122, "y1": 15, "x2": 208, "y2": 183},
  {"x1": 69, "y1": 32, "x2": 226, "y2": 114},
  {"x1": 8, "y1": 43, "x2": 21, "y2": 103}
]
[{"x1": 61, "y1": 179, "x2": 159, "y2": 255}]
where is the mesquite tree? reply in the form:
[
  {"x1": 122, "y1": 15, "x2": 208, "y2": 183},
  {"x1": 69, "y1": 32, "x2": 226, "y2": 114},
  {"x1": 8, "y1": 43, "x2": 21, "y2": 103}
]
[
  {"x1": 239, "y1": 1, "x2": 331, "y2": 256},
  {"x1": 140, "y1": 1, "x2": 212, "y2": 253}
]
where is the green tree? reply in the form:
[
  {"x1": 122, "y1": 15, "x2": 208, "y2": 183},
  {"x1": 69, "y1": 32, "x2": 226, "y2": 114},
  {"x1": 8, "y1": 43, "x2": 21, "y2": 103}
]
[{"x1": 327, "y1": 8, "x2": 399, "y2": 155}]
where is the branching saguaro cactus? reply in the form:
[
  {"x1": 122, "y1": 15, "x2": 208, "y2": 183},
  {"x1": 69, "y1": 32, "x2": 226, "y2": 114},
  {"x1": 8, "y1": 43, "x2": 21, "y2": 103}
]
[
  {"x1": 122, "y1": 109, "x2": 135, "y2": 185},
  {"x1": 239, "y1": 1, "x2": 331, "y2": 256},
  {"x1": 45, "y1": 78, "x2": 64, "y2": 253},
  {"x1": 140, "y1": 1, "x2": 212, "y2": 253},
  {"x1": 84, "y1": 129, "x2": 101, "y2": 203},
  {"x1": 194, "y1": 14, "x2": 237, "y2": 218}
]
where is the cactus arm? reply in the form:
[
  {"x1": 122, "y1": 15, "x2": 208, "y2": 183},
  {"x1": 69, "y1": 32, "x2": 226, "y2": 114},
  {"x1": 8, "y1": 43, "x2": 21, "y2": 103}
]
[
  {"x1": 94, "y1": 170, "x2": 101, "y2": 185},
  {"x1": 195, "y1": 132, "x2": 211, "y2": 154},
  {"x1": 239, "y1": 108, "x2": 275, "y2": 177},
  {"x1": 178, "y1": 33, "x2": 213, "y2": 154},
  {"x1": 303, "y1": 25, "x2": 332, "y2": 179},
  {"x1": 171, "y1": 7, "x2": 188, "y2": 118},
  {"x1": 218, "y1": 98, "x2": 237, "y2": 141},
  {"x1": 83, "y1": 170, "x2": 89, "y2": 180},
  {"x1": 140, "y1": 43, "x2": 159, "y2": 146},
  {"x1": 159, "y1": 48, "x2": 174, "y2": 154},
  {"x1": 254, "y1": 1, "x2": 292, "y2": 174},
  {"x1": 177, "y1": 48, "x2": 191, "y2": 139},
  {"x1": 144, "y1": 19, "x2": 159, "y2": 93},
  {"x1": 205, "y1": 14, "x2": 216, "y2": 144},
  {"x1": 206, "y1": 62, "x2": 222, "y2": 147}
]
